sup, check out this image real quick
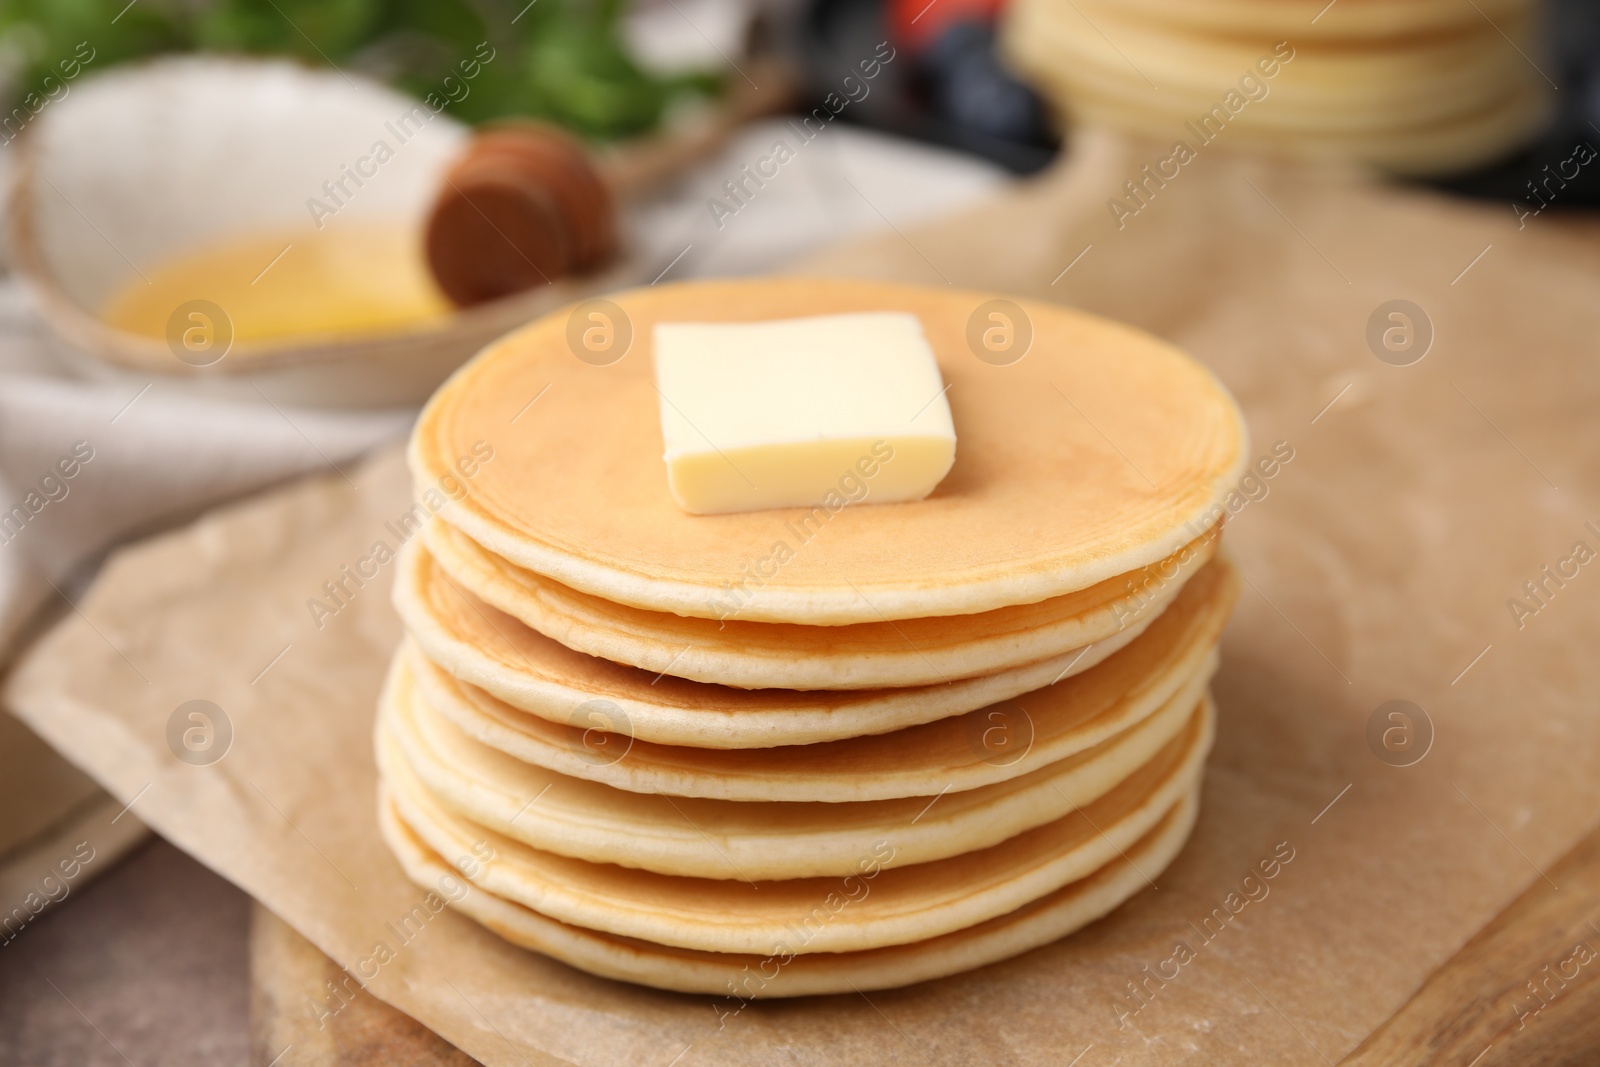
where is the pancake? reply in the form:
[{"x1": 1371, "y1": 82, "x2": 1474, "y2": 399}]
[
  {"x1": 409, "y1": 278, "x2": 1247, "y2": 625},
  {"x1": 380, "y1": 695, "x2": 1212, "y2": 954},
  {"x1": 404, "y1": 553, "x2": 1229, "y2": 800},
  {"x1": 398, "y1": 536, "x2": 1236, "y2": 749},
  {"x1": 423, "y1": 517, "x2": 1218, "y2": 689},
  {"x1": 1071, "y1": 0, "x2": 1529, "y2": 39},
  {"x1": 1037, "y1": 53, "x2": 1534, "y2": 137},
  {"x1": 1009, "y1": 8, "x2": 1531, "y2": 132},
  {"x1": 1059, "y1": 79, "x2": 1548, "y2": 176},
  {"x1": 382, "y1": 652, "x2": 1207, "y2": 878},
  {"x1": 1001, "y1": 0, "x2": 1547, "y2": 176},
  {"x1": 408, "y1": 635, "x2": 1218, "y2": 804},
  {"x1": 378, "y1": 783, "x2": 1199, "y2": 997}
]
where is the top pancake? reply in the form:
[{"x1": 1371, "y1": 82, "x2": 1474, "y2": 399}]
[{"x1": 411, "y1": 278, "x2": 1246, "y2": 624}]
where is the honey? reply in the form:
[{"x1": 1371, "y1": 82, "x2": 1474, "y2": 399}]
[{"x1": 101, "y1": 223, "x2": 451, "y2": 345}]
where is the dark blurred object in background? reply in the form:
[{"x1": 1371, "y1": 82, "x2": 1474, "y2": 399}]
[
  {"x1": 923, "y1": 22, "x2": 1047, "y2": 147},
  {"x1": 796, "y1": 0, "x2": 1060, "y2": 173},
  {"x1": 1397, "y1": 0, "x2": 1600, "y2": 211}
]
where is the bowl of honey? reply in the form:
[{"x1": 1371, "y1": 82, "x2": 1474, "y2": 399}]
[{"x1": 7, "y1": 56, "x2": 635, "y2": 408}]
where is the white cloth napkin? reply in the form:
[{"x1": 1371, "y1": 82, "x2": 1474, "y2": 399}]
[{"x1": 0, "y1": 288, "x2": 413, "y2": 652}]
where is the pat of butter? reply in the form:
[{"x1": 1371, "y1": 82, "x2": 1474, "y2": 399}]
[{"x1": 653, "y1": 312, "x2": 956, "y2": 515}]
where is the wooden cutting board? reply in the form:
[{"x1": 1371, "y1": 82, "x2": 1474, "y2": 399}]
[{"x1": 250, "y1": 906, "x2": 477, "y2": 1067}]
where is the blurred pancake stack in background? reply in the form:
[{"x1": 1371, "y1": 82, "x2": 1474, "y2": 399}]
[
  {"x1": 374, "y1": 277, "x2": 1250, "y2": 996},
  {"x1": 1001, "y1": 0, "x2": 1552, "y2": 174}
]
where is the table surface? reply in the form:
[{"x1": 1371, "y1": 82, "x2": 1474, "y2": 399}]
[{"x1": 0, "y1": 838, "x2": 250, "y2": 1067}]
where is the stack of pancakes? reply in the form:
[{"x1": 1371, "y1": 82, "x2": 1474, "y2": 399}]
[
  {"x1": 1002, "y1": 0, "x2": 1549, "y2": 175},
  {"x1": 377, "y1": 278, "x2": 1248, "y2": 997}
]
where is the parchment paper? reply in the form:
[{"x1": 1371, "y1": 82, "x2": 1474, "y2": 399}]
[{"x1": 9, "y1": 128, "x2": 1600, "y2": 1065}]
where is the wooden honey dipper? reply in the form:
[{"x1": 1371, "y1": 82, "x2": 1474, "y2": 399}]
[{"x1": 425, "y1": 59, "x2": 795, "y2": 307}]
